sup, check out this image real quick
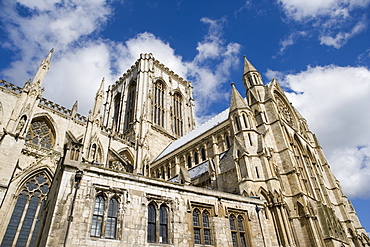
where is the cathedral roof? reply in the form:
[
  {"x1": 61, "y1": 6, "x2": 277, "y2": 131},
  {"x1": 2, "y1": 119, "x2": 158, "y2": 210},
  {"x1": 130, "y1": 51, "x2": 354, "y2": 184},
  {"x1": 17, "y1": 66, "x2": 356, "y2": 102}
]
[{"x1": 154, "y1": 108, "x2": 229, "y2": 161}]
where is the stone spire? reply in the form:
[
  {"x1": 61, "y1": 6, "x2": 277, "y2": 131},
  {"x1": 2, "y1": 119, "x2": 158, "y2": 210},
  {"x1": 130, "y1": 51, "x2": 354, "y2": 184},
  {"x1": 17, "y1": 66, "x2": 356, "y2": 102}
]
[
  {"x1": 243, "y1": 56, "x2": 257, "y2": 75},
  {"x1": 71, "y1": 100, "x2": 78, "y2": 118},
  {"x1": 31, "y1": 48, "x2": 54, "y2": 87},
  {"x1": 229, "y1": 83, "x2": 248, "y2": 113},
  {"x1": 92, "y1": 78, "x2": 105, "y2": 116}
]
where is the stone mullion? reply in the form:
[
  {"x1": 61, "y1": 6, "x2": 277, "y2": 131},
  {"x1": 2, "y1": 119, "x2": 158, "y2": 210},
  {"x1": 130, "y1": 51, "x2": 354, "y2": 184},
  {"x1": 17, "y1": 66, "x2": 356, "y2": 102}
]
[
  {"x1": 279, "y1": 204, "x2": 295, "y2": 246},
  {"x1": 25, "y1": 197, "x2": 43, "y2": 246},
  {"x1": 273, "y1": 204, "x2": 290, "y2": 246},
  {"x1": 269, "y1": 205, "x2": 286, "y2": 247}
]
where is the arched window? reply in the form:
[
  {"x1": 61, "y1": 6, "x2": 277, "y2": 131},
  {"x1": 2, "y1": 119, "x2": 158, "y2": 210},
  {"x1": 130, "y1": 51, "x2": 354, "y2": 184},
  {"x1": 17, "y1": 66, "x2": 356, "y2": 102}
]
[
  {"x1": 105, "y1": 198, "x2": 118, "y2": 239},
  {"x1": 153, "y1": 81, "x2": 165, "y2": 127},
  {"x1": 201, "y1": 148, "x2": 206, "y2": 161},
  {"x1": 1, "y1": 172, "x2": 50, "y2": 247},
  {"x1": 229, "y1": 214, "x2": 247, "y2": 247},
  {"x1": 173, "y1": 92, "x2": 183, "y2": 136},
  {"x1": 187, "y1": 155, "x2": 192, "y2": 168},
  {"x1": 202, "y1": 211, "x2": 211, "y2": 245},
  {"x1": 242, "y1": 114, "x2": 248, "y2": 128},
  {"x1": 25, "y1": 118, "x2": 54, "y2": 149},
  {"x1": 160, "y1": 205, "x2": 168, "y2": 243},
  {"x1": 148, "y1": 203, "x2": 169, "y2": 244},
  {"x1": 147, "y1": 204, "x2": 156, "y2": 243},
  {"x1": 113, "y1": 93, "x2": 121, "y2": 132},
  {"x1": 91, "y1": 196, "x2": 105, "y2": 237},
  {"x1": 234, "y1": 116, "x2": 241, "y2": 131},
  {"x1": 193, "y1": 210, "x2": 201, "y2": 244},
  {"x1": 90, "y1": 143, "x2": 102, "y2": 164},
  {"x1": 194, "y1": 152, "x2": 199, "y2": 165},
  {"x1": 226, "y1": 135, "x2": 231, "y2": 149},
  {"x1": 124, "y1": 81, "x2": 136, "y2": 130},
  {"x1": 192, "y1": 208, "x2": 212, "y2": 245}
]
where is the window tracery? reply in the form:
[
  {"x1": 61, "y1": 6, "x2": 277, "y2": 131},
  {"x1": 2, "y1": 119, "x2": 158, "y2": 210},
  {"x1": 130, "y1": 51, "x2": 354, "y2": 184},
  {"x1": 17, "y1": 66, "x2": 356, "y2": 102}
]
[
  {"x1": 25, "y1": 119, "x2": 54, "y2": 149},
  {"x1": 275, "y1": 93, "x2": 294, "y2": 127},
  {"x1": 229, "y1": 214, "x2": 248, "y2": 247},
  {"x1": 192, "y1": 207, "x2": 212, "y2": 245},
  {"x1": 2, "y1": 172, "x2": 50, "y2": 247}
]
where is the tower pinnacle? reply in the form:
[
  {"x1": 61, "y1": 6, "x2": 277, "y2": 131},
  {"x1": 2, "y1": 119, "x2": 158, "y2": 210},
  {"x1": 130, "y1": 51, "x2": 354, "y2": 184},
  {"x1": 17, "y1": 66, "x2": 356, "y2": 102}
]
[
  {"x1": 230, "y1": 83, "x2": 248, "y2": 113},
  {"x1": 31, "y1": 48, "x2": 54, "y2": 87},
  {"x1": 243, "y1": 56, "x2": 257, "y2": 75}
]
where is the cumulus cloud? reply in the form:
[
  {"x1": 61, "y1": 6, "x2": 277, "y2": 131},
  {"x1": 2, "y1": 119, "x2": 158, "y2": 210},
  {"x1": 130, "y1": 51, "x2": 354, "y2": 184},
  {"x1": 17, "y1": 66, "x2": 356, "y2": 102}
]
[
  {"x1": 0, "y1": 0, "x2": 241, "y2": 121},
  {"x1": 277, "y1": 0, "x2": 370, "y2": 49},
  {"x1": 268, "y1": 65, "x2": 370, "y2": 198}
]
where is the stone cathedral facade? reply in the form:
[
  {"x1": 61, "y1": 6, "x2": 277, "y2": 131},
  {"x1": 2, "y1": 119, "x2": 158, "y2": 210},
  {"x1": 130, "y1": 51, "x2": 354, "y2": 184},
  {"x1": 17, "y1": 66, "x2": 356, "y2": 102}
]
[{"x1": 0, "y1": 50, "x2": 368, "y2": 247}]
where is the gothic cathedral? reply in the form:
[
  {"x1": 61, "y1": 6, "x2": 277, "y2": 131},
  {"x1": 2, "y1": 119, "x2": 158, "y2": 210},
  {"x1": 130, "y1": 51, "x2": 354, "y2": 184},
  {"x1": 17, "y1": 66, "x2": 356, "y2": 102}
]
[{"x1": 0, "y1": 51, "x2": 368, "y2": 246}]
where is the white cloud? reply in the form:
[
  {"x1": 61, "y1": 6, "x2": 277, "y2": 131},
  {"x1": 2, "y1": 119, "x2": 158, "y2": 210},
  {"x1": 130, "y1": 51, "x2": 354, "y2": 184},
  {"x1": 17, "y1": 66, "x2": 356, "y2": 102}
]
[
  {"x1": 319, "y1": 17, "x2": 367, "y2": 48},
  {"x1": 278, "y1": 0, "x2": 370, "y2": 21},
  {"x1": 278, "y1": 31, "x2": 307, "y2": 54},
  {"x1": 0, "y1": 1, "x2": 241, "y2": 121},
  {"x1": 277, "y1": 0, "x2": 370, "y2": 49},
  {"x1": 276, "y1": 65, "x2": 370, "y2": 198}
]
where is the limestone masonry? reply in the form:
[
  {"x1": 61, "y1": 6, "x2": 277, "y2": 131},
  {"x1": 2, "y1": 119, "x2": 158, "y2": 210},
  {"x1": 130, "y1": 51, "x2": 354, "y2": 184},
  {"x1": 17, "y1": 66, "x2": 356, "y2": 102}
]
[{"x1": 0, "y1": 51, "x2": 368, "y2": 246}]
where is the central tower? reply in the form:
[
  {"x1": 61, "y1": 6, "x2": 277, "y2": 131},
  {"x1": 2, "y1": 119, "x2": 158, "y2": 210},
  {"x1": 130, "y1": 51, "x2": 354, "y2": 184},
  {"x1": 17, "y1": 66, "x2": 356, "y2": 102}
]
[{"x1": 102, "y1": 53, "x2": 196, "y2": 174}]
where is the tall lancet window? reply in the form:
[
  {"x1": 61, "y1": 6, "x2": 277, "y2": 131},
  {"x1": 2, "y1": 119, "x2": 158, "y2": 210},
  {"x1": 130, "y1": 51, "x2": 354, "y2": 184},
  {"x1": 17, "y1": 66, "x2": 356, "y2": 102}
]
[
  {"x1": 153, "y1": 81, "x2": 165, "y2": 127},
  {"x1": 124, "y1": 81, "x2": 136, "y2": 130},
  {"x1": 1, "y1": 172, "x2": 50, "y2": 247},
  {"x1": 173, "y1": 92, "x2": 183, "y2": 136},
  {"x1": 113, "y1": 93, "x2": 121, "y2": 132}
]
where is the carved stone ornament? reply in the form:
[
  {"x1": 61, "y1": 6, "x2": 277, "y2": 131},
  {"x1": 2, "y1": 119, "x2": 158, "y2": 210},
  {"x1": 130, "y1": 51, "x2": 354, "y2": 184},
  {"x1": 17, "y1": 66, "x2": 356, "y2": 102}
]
[{"x1": 275, "y1": 94, "x2": 294, "y2": 127}]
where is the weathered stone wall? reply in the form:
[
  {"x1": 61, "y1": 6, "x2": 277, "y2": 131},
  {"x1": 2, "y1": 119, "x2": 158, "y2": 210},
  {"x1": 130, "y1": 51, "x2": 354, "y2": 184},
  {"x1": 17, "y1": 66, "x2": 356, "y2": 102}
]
[{"x1": 44, "y1": 163, "x2": 268, "y2": 247}]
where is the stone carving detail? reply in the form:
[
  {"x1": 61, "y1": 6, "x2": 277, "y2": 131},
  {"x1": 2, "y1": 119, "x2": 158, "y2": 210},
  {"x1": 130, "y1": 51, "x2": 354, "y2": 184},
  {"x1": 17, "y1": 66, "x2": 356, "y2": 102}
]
[{"x1": 275, "y1": 94, "x2": 294, "y2": 126}]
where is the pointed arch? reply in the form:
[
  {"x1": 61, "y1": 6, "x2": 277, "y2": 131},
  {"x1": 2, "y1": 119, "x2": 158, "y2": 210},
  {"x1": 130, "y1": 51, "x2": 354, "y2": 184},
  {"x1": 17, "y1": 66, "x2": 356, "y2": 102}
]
[
  {"x1": 1, "y1": 169, "x2": 51, "y2": 247},
  {"x1": 153, "y1": 79, "x2": 166, "y2": 127},
  {"x1": 124, "y1": 80, "x2": 136, "y2": 130},
  {"x1": 89, "y1": 138, "x2": 104, "y2": 164},
  {"x1": 26, "y1": 115, "x2": 57, "y2": 149},
  {"x1": 173, "y1": 91, "x2": 183, "y2": 136}
]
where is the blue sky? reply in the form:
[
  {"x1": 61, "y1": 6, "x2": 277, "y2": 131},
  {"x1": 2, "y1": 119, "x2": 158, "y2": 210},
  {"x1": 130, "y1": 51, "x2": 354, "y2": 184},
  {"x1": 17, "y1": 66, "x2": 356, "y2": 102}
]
[{"x1": 1, "y1": 0, "x2": 370, "y2": 233}]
